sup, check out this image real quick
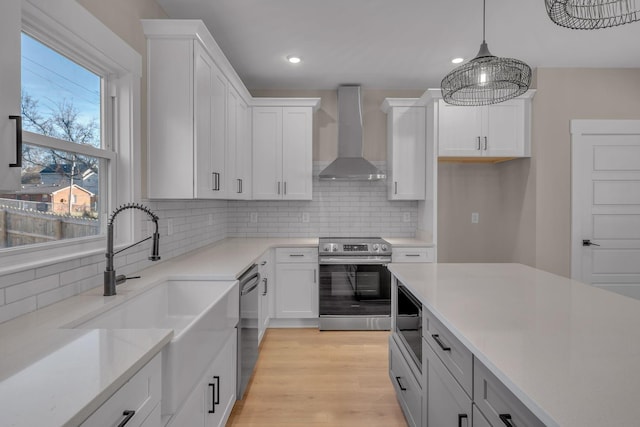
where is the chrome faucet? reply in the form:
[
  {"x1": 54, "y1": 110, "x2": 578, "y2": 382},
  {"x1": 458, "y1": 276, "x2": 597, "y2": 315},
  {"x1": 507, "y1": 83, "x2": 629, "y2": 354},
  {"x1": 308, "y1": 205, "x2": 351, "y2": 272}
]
[{"x1": 104, "y1": 203, "x2": 161, "y2": 296}]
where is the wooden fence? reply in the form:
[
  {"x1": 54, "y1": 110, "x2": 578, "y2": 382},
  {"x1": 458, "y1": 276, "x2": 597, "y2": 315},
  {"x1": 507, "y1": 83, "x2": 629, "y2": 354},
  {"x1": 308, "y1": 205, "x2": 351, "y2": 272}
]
[{"x1": 0, "y1": 207, "x2": 99, "y2": 248}]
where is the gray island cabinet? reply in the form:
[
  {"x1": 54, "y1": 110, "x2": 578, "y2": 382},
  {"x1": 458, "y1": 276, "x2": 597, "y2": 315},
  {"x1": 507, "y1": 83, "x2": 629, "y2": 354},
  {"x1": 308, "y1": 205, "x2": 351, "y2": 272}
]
[{"x1": 388, "y1": 263, "x2": 640, "y2": 427}]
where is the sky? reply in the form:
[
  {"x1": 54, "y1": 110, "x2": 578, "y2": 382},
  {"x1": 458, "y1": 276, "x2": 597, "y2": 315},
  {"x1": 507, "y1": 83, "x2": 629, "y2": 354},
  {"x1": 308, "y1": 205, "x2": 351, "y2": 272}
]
[{"x1": 21, "y1": 32, "x2": 101, "y2": 147}]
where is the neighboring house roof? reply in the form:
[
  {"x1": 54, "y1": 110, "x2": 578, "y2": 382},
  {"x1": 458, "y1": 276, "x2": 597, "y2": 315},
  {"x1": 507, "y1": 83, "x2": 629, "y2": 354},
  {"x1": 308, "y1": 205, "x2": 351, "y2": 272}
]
[
  {"x1": 51, "y1": 184, "x2": 95, "y2": 197},
  {"x1": 40, "y1": 163, "x2": 96, "y2": 176}
]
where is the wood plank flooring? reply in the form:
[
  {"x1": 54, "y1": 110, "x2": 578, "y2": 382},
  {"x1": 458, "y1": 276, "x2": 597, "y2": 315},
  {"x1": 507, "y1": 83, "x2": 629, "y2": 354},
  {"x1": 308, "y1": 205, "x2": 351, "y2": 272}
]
[{"x1": 227, "y1": 328, "x2": 408, "y2": 427}]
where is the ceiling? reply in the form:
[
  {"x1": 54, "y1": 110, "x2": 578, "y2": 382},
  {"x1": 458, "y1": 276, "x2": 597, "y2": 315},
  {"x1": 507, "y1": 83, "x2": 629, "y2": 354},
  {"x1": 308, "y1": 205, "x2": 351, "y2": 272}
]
[{"x1": 156, "y1": 0, "x2": 640, "y2": 91}]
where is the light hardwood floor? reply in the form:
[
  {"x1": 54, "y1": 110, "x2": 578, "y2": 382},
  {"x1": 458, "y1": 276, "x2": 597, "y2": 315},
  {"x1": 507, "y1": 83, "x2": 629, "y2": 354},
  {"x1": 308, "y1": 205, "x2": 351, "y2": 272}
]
[{"x1": 227, "y1": 328, "x2": 408, "y2": 427}]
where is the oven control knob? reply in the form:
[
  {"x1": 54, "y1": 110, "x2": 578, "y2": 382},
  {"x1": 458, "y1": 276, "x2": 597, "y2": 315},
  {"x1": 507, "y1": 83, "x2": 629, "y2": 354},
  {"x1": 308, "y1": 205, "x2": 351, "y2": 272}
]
[
  {"x1": 372, "y1": 244, "x2": 379, "y2": 251},
  {"x1": 323, "y1": 244, "x2": 331, "y2": 252},
  {"x1": 381, "y1": 244, "x2": 388, "y2": 252},
  {"x1": 332, "y1": 246, "x2": 338, "y2": 252}
]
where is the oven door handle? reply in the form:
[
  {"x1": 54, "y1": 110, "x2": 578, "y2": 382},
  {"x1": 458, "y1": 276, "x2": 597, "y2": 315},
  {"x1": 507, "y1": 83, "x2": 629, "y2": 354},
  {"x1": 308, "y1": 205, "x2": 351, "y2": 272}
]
[{"x1": 319, "y1": 258, "x2": 391, "y2": 265}]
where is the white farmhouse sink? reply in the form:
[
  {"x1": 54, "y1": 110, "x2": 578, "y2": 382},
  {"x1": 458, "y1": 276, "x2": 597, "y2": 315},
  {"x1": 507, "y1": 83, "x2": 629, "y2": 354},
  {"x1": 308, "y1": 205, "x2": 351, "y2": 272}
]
[{"x1": 69, "y1": 279, "x2": 239, "y2": 417}]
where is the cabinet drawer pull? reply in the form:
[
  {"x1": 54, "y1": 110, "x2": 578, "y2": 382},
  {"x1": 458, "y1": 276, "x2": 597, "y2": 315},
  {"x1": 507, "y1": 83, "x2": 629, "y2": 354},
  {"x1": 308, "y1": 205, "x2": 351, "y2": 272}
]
[
  {"x1": 499, "y1": 414, "x2": 515, "y2": 427},
  {"x1": 289, "y1": 254, "x2": 305, "y2": 257},
  {"x1": 117, "y1": 410, "x2": 135, "y2": 427},
  {"x1": 395, "y1": 376, "x2": 407, "y2": 391},
  {"x1": 458, "y1": 413, "x2": 468, "y2": 427},
  {"x1": 262, "y1": 277, "x2": 268, "y2": 296},
  {"x1": 484, "y1": 136, "x2": 488, "y2": 150},
  {"x1": 405, "y1": 254, "x2": 421, "y2": 257},
  {"x1": 477, "y1": 136, "x2": 481, "y2": 150},
  {"x1": 8, "y1": 115, "x2": 22, "y2": 168},
  {"x1": 432, "y1": 334, "x2": 451, "y2": 351}
]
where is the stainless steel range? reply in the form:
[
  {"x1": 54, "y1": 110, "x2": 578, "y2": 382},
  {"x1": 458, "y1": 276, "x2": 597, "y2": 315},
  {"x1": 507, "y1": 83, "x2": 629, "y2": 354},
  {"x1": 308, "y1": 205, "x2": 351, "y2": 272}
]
[{"x1": 318, "y1": 237, "x2": 392, "y2": 330}]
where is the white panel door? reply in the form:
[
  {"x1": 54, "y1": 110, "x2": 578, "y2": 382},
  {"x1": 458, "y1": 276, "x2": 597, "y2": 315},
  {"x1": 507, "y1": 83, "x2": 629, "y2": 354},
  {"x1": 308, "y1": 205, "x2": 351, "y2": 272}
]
[
  {"x1": 281, "y1": 107, "x2": 312, "y2": 200},
  {"x1": 194, "y1": 42, "x2": 214, "y2": 199},
  {"x1": 209, "y1": 57, "x2": 228, "y2": 198},
  {"x1": 252, "y1": 107, "x2": 282, "y2": 199},
  {"x1": 484, "y1": 100, "x2": 525, "y2": 157},
  {"x1": 275, "y1": 263, "x2": 318, "y2": 318},
  {"x1": 389, "y1": 107, "x2": 426, "y2": 200},
  {"x1": 571, "y1": 120, "x2": 640, "y2": 299},
  {"x1": 438, "y1": 100, "x2": 483, "y2": 157},
  {"x1": 0, "y1": 0, "x2": 21, "y2": 191}
]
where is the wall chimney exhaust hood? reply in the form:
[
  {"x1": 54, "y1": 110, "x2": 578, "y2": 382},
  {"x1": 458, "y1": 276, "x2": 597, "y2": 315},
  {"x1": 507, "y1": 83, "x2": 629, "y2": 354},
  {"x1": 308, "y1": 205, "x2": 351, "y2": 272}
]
[{"x1": 319, "y1": 86, "x2": 386, "y2": 181}]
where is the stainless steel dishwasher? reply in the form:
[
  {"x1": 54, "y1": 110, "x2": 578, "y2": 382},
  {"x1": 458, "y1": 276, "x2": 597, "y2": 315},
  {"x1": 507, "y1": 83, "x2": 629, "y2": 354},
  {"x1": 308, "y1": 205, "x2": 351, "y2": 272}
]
[{"x1": 237, "y1": 264, "x2": 260, "y2": 399}]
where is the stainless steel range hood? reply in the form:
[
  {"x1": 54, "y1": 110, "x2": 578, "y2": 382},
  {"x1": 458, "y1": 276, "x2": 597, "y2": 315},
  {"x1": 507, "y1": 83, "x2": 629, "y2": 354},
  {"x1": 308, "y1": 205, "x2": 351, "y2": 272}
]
[{"x1": 319, "y1": 86, "x2": 386, "y2": 181}]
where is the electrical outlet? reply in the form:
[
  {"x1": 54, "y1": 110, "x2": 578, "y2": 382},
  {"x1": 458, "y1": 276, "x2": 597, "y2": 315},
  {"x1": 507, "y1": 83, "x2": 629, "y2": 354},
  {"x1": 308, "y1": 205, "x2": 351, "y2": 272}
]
[
  {"x1": 167, "y1": 218, "x2": 174, "y2": 235},
  {"x1": 250, "y1": 212, "x2": 258, "y2": 223},
  {"x1": 403, "y1": 212, "x2": 411, "y2": 222},
  {"x1": 208, "y1": 213, "x2": 213, "y2": 226},
  {"x1": 302, "y1": 212, "x2": 310, "y2": 223},
  {"x1": 471, "y1": 212, "x2": 479, "y2": 224}
]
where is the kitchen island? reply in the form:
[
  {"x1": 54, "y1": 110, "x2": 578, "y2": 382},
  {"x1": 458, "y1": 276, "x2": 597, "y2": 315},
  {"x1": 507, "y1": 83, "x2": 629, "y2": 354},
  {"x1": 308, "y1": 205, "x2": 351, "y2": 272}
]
[{"x1": 388, "y1": 262, "x2": 640, "y2": 427}]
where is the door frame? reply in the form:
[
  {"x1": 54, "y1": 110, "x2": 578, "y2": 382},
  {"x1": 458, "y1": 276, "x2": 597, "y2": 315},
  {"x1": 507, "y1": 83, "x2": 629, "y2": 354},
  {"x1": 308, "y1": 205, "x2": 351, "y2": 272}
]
[{"x1": 570, "y1": 119, "x2": 640, "y2": 281}]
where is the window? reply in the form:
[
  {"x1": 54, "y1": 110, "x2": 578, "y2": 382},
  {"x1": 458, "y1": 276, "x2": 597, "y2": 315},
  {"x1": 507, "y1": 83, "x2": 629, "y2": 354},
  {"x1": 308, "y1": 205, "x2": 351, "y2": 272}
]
[{"x1": 0, "y1": 0, "x2": 140, "y2": 270}]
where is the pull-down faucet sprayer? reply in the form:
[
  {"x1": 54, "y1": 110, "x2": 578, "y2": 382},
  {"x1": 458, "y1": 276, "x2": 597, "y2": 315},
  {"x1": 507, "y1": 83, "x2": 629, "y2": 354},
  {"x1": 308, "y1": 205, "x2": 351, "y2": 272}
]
[{"x1": 104, "y1": 203, "x2": 160, "y2": 296}]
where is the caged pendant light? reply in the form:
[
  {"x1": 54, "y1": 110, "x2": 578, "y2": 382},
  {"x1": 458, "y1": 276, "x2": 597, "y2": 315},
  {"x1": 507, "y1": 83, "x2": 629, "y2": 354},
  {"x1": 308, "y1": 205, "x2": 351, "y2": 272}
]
[
  {"x1": 440, "y1": 0, "x2": 532, "y2": 106},
  {"x1": 545, "y1": 0, "x2": 640, "y2": 29}
]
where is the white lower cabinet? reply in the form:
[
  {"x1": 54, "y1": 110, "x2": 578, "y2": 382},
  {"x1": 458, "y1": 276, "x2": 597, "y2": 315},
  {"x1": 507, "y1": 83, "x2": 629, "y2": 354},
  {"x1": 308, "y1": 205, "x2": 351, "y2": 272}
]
[
  {"x1": 389, "y1": 335, "x2": 422, "y2": 427},
  {"x1": 167, "y1": 330, "x2": 237, "y2": 427},
  {"x1": 81, "y1": 353, "x2": 162, "y2": 427},
  {"x1": 392, "y1": 247, "x2": 435, "y2": 263},
  {"x1": 257, "y1": 249, "x2": 274, "y2": 344},
  {"x1": 274, "y1": 248, "x2": 318, "y2": 319},
  {"x1": 473, "y1": 405, "x2": 492, "y2": 427},
  {"x1": 424, "y1": 338, "x2": 471, "y2": 427}
]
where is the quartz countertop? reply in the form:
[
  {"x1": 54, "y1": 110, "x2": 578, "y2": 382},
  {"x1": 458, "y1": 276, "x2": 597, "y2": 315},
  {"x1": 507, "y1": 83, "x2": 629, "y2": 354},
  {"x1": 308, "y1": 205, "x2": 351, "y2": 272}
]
[
  {"x1": 0, "y1": 237, "x2": 317, "y2": 427},
  {"x1": 383, "y1": 237, "x2": 434, "y2": 247},
  {"x1": 387, "y1": 262, "x2": 640, "y2": 427}
]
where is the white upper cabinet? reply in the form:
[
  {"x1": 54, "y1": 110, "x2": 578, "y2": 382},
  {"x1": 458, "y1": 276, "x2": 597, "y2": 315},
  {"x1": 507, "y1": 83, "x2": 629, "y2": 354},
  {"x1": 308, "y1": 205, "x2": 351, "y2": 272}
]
[
  {"x1": 143, "y1": 20, "x2": 319, "y2": 201},
  {"x1": 252, "y1": 101, "x2": 318, "y2": 200},
  {"x1": 227, "y1": 85, "x2": 251, "y2": 199},
  {"x1": 435, "y1": 90, "x2": 535, "y2": 161},
  {"x1": 0, "y1": 1, "x2": 22, "y2": 192},
  {"x1": 382, "y1": 100, "x2": 426, "y2": 200}
]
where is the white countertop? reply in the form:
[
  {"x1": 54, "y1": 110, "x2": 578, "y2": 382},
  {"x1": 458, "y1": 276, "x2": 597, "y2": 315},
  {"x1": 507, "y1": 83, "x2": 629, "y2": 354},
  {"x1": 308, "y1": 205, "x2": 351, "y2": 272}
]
[
  {"x1": 388, "y1": 263, "x2": 640, "y2": 427},
  {"x1": 383, "y1": 237, "x2": 434, "y2": 247},
  {"x1": 0, "y1": 237, "x2": 317, "y2": 427}
]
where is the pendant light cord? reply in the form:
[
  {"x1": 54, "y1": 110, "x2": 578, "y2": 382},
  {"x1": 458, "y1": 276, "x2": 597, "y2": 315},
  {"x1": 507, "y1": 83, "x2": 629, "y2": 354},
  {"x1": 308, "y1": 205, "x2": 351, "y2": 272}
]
[{"x1": 482, "y1": 0, "x2": 486, "y2": 43}]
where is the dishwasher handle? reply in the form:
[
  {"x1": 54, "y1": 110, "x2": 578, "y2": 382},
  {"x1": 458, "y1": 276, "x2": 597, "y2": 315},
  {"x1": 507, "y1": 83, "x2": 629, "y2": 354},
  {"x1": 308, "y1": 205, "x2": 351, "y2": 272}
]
[{"x1": 240, "y1": 272, "x2": 261, "y2": 295}]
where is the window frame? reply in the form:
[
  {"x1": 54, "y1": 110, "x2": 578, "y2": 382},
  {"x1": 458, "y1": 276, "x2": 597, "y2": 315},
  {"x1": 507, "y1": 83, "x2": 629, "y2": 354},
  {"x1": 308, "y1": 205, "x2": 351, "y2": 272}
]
[{"x1": 0, "y1": 0, "x2": 141, "y2": 273}]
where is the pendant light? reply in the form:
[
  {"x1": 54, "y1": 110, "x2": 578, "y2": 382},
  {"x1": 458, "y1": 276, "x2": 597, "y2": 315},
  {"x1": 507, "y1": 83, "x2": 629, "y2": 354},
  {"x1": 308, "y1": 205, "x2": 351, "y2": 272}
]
[
  {"x1": 545, "y1": 0, "x2": 640, "y2": 29},
  {"x1": 440, "y1": 0, "x2": 532, "y2": 106}
]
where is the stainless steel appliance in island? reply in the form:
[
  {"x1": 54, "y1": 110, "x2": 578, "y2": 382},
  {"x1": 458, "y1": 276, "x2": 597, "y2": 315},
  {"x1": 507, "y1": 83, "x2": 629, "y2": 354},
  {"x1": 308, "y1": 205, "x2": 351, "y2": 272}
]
[{"x1": 318, "y1": 237, "x2": 392, "y2": 330}]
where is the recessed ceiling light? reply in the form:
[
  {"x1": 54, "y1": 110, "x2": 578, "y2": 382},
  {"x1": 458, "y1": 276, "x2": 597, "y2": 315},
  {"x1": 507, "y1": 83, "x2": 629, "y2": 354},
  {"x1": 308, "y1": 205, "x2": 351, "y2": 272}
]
[
  {"x1": 287, "y1": 55, "x2": 301, "y2": 64},
  {"x1": 451, "y1": 57, "x2": 464, "y2": 64}
]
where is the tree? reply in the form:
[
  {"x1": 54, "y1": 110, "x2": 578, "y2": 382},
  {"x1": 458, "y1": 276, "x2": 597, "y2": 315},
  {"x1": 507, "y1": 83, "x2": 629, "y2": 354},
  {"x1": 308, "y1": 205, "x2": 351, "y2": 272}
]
[{"x1": 20, "y1": 90, "x2": 100, "y2": 215}]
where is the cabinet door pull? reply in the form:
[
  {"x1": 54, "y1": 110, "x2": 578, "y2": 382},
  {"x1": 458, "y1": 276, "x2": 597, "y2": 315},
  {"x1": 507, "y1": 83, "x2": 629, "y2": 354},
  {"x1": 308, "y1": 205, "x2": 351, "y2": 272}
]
[
  {"x1": 394, "y1": 181, "x2": 398, "y2": 195},
  {"x1": 499, "y1": 414, "x2": 515, "y2": 427},
  {"x1": 313, "y1": 269, "x2": 317, "y2": 283},
  {"x1": 213, "y1": 375, "x2": 220, "y2": 405},
  {"x1": 284, "y1": 181, "x2": 287, "y2": 195},
  {"x1": 458, "y1": 414, "x2": 468, "y2": 427},
  {"x1": 484, "y1": 136, "x2": 488, "y2": 150},
  {"x1": 9, "y1": 115, "x2": 22, "y2": 167},
  {"x1": 262, "y1": 277, "x2": 268, "y2": 296},
  {"x1": 277, "y1": 181, "x2": 281, "y2": 195},
  {"x1": 208, "y1": 382, "x2": 216, "y2": 413},
  {"x1": 477, "y1": 136, "x2": 481, "y2": 150},
  {"x1": 237, "y1": 178, "x2": 242, "y2": 193},
  {"x1": 117, "y1": 410, "x2": 135, "y2": 427},
  {"x1": 395, "y1": 376, "x2": 407, "y2": 391},
  {"x1": 260, "y1": 261, "x2": 268, "y2": 266},
  {"x1": 432, "y1": 334, "x2": 451, "y2": 351}
]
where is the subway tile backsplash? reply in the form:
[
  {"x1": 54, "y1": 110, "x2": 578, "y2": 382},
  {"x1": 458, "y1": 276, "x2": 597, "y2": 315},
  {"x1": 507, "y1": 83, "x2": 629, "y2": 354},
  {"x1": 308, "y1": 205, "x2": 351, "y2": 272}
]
[
  {"x1": 0, "y1": 161, "x2": 417, "y2": 323},
  {"x1": 228, "y1": 162, "x2": 417, "y2": 238}
]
